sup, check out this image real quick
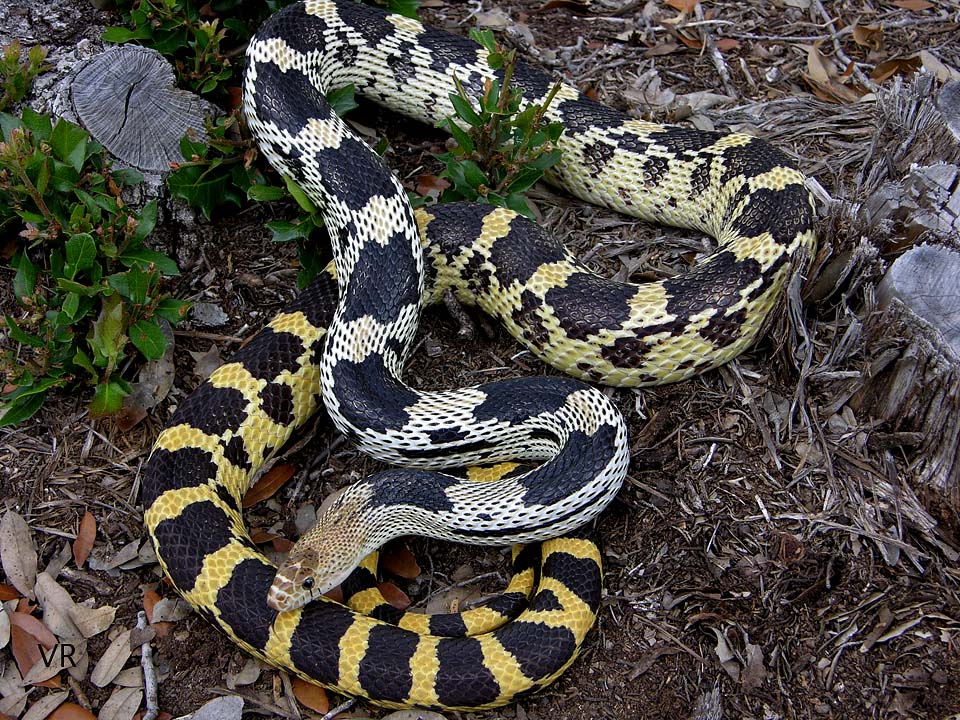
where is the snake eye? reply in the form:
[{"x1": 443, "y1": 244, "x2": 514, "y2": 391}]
[{"x1": 302, "y1": 577, "x2": 315, "y2": 590}]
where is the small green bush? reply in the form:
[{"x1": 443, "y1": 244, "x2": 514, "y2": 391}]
[{"x1": 0, "y1": 111, "x2": 188, "y2": 425}]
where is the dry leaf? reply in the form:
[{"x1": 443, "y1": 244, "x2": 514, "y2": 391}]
[
  {"x1": 852, "y1": 24, "x2": 883, "y2": 51},
  {"x1": 242, "y1": 463, "x2": 296, "y2": 507},
  {"x1": 893, "y1": 0, "x2": 933, "y2": 9},
  {"x1": 112, "y1": 666, "x2": 145, "y2": 688},
  {"x1": 20, "y1": 690, "x2": 67, "y2": 720},
  {"x1": 292, "y1": 678, "x2": 329, "y2": 714},
  {"x1": 742, "y1": 642, "x2": 767, "y2": 691},
  {"x1": 97, "y1": 687, "x2": 142, "y2": 720},
  {"x1": 380, "y1": 546, "x2": 421, "y2": 579},
  {"x1": 0, "y1": 511, "x2": 38, "y2": 599},
  {"x1": 711, "y1": 627, "x2": 740, "y2": 682},
  {"x1": 714, "y1": 38, "x2": 740, "y2": 52},
  {"x1": 540, "y1": 0, "x2": 590, "y2": 11},
  {"x1": 8, "y1": 609, "x2": 57, "y2": 648},
  {"x1": 381, "y1": 711, "x2": 449, "y2": 720},
  {"x1": 68, "y1": 602, "x2": 116, "y2": 639},
  {"x1": 35, "y1": 573, "x2": 82, "y2": 640},
  {"x1": 10, "y1": 624, "x2": 58, "y2": 688},
  {"x1": 225, "y1": 658, "x2": 261, "y2": 689},
  {"x1": 46, "y1": 703, "x2": 97, "y2": 720},
  {"x1": 665, "y1": 0, "x2": 698, "y2": 12},
  {"x1": 377, "y1": 582, "x2": 411, "y2": 610},
  {"x1": 72, "y1": 513, "x2": 96, "y2": 568},
  {"x1": 920, "y1": 50, "x2": 960, "y2": 82},
  {"x1": 0, "y1": 609, "x2": 8, "y2": 649},
  {"x1": 89, "y1": 628, "x2": 132, "y2": 687},
  {"x1": 870, "y1": 55, "x2": 922, "y2": 83},
  {"x1": 0, "y1": 584, "x2": 20, "y2": 601},
  {"x1": 801, "y1": 43, "x2": 862, "y2": 103}
]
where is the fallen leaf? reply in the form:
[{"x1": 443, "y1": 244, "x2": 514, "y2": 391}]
[
  {"x1": 0, "y1": 584, "x2": 19, "y2": 601},
  {"x1": 742, "y1": 642, "x2": 767, "y2": 691},
  {"x1": 45, "y1": 703, "x2": 97, "y2": 720},
  {"x1": 97, "y1": 687, "x2": 141, "y2": 720},
  {"x1": 714, "y1": 37, "x2": 740, "y2": 52},
  {"x1": 381, "y1": 711, "x2": 449, "y2": 720},
  {"x1": 870, "y1": 55, "x2": 922, "y2": 83},
  {"x1": 10, "y1": 624, "x2": 59, "y2": 688},
  {"x1": 187, "y1": 696, "x2": 244, "y2": 720},
  {"x1": 665, "y1": 0, "x2": 698, "y2": 12},
  {"x1": 380, "y1": 546, "x2": 421, "y2": 579},
  {"x1": 69, "y1": 603, "x2": 116, "y2": 639},
  {"x1": 90, "y1": 628, "x2": 132, "y2": 687},
  {"x1": 292, "y1": 678, "x2": 329, "y2": 714},
  {"x1": 852, "y1": 24, "x2": 883, "y2": 51},
  {"x1": 8, "y1": 610, "x2": 57, "y2": 648},
  {"x1": 920, "y1": 50, "x2": 960, "y2": 82},
  {"x1": 225, "y1": 658, "x2": 261, "y2": 689},
  {"x1": 377, "y1": 582, "x2": 411, "y2": 610},
  {"x1": 35, "y1": 573, "x2": 82, "y2": 640},
  {"x1": 0, "y1": 609, "x2": 8, "y2": 649},
  {"x1": 540, "y1": 0, "x2": 590, "y2": 11},
  {"x1": 711, "y1": 627, "x2": 740, "y2": 682},
  {"x1": 893, "y1": 0, "x2": 933, "y2": 9},
  {"x1": 142, "y1": 589, "x2": 161, "y2": 622},
  {"x1": 242, "y1": 464, "x2": 296, "y2": 507},
  {"x1": 21, "y1": 691, "x2": 67, "y2": 720},
  {"x1": 0, "y1": 511, "x2": 38, "y2": 599}
]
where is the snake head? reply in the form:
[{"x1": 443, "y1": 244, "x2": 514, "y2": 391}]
[{"x1": 267, "y1": 548, "x2": 326, "y2": 612}]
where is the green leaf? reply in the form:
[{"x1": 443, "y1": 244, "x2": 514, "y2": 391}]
[
  {"x1": 283, "y1": 176, "x2": 318, "y2": 214},
  {"x1": 89, "y1": 294, "x2": 127, "y2": 370},
  {"x1": 4, "y1": 315, "x2": 44, "y2": 348},
  {"x1": 266, "y1": 219, "x2": 311, "y2": 243},
  {"x1": 326, "y1": 84, "x2": 358, "y2": 116},
  {"x1": 62, "y1": 292, "x2": 81, "y2": 320},
  {"x1": 449, "y1": 93, "x2": 484, "y2": 128},
  {"x1": 386, "y1": 0, "x2": 420, "y2": 18},
  {"x1": 89, "y1": 379, "x2": 130, "y2": 418},
  {"x1": 72, "y1": 348, "x2": 98, "y2": 382},
  {"x1": 55, "y1": 278, "x2": 101, "y2": 297},
  {"x1": 0, "y1": 390, "x2": 47, "y2": 427},
  {"x1": 102, "y1": 25, "x2": 152, "y2": 43},
  {"x1": 20, "y1": 107, "x2": 51, "y2": 139},
  {"x1": 505, "y1": 192, "x2": 535, "y2": 218},
  {"x1": 129, "y1": 319, "x2": 167, "y2": 360},
  {"x1": 132, "y1": 200, "x2": 158, "y2": 242},
  {"x1": 167, "y1": 163, "x2": 232, "y2": 219},
  {"x1": 65, "y1": 233, "x2": 97, "y2": 278},
  {"x1": 120, "y1": 247, "x2": 180, "y2": 276},
  {"x1": 247, "y1": 184, "x2": 287, "y2": 202},
  {"x1": 12, "y1": 251, "x2": 37, "y2": 302},
  {"x1": 49, "y1": 119, "x2": 88, "y2": 173},
  {"x1": 445, "y1": 121, "x2": 474, "y2": 153},
  {"x1": 154, "y1": 298, "x2": 191, "y2": 324},
  {"x1": 0, "y1": 112, "x2": 20, "y2": 140}
]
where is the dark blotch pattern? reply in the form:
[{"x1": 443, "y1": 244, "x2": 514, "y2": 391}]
[
  {"x1": 429, "y1": 613, "x2": 469, "y2": 638},
  {"x1": 365, "y1": 469, "x2": 457, "y2": 512},
  {"x1": 152, "y1": 502, "x2": 233, "y2": 592},
  {"x1": 663, "y1": 250, "x2": 763, "y2": 322},
  {"x1": 142, "y1": 447, "x2": 217, "y2": 509},
  {"x1": 359, "y1": 625, "x2": 418, "y2": 702},
  {"x1": 338, "y1": 229, "x2": 421, "y2": 326},
  {"x1": 488, "y1": 218, "x2": 567, "y2": 288},
  {"x1": 238, "y1": 327, "x2": 306, "y2": 381},
  {"x1": 496, "y1": 621, "x2": 577, "y2": 681},
  {"x1": 215, "y1": 557, "x2": 278, "y2": 652},
  {"x1": 166, "y1": 383, "x2": 248, "y2": 439},
  {"x1": 222, "y1": 435, "x2": 251, "y2": 473},
  {"x1": 541, "y1": 551, "x2": 602, "y2": 611},
  {"x1": 731, "y1": 184, "x2": 815, "y2": 246},
  {"x1": 510, "y1": 289, "x2": 550, "y2": 349},
  {"x1": 259, "y1": 381, "x2": 295, "y2": 426},
  {"x1": 580, "y1": 139, "x2": 616, "y2": 177},
  {"x1": 435, "y1": 638, "x2": 500, "y2": 707},
  {"x1": 485, "y1": 591, "x2": 529, "y2": 619},
  {"x1": 599, "y1": 334, "x2": 653, "y2": 369},
  {"x1": 330, "y1": 355, "x2": 417, "y2": 434},
  {"x1": 289, "y1": 600, "x2": 358, "y2": 684},
  {"x1": 473, "y1": 377, "x2": 583, "y2": 424},
  {"x1": 545, "y1": 272, "x2": 636, "y2": 341},
  {"x1": 519, "y1": 425, "x2": 618, "y2": 507}
]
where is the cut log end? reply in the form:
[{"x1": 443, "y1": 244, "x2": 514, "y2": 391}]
[{"x1": 70, "y1": 45, "x2": 207, "y2": 172}]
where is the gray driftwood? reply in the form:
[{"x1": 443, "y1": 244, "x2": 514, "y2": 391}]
[{"x1": 70, "y1": 45, "x2": 206, "y2": 172}]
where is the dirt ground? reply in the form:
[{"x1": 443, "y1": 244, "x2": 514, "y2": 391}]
[{"x1": 2, "y1": 0, "x2": 960, "y2": 719}]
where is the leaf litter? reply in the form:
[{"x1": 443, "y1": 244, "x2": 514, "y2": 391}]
[{"x1": 2, "y1": 0, "x2": 960, "y2": 718}]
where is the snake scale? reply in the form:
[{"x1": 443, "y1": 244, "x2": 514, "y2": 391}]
[{"x1": 143, "y1": 0, "x2": 816, "y2": 710}]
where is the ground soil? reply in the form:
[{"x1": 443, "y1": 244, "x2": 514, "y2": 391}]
[{"x1": 2, "y1": 1, "x2": 960, "y2": 719}]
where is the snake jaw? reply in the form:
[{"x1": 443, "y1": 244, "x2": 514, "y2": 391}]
[{"x1": 268, "y1": 549, "x2": 323, "y2": 611}]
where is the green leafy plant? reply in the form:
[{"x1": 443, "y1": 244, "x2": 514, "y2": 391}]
[
  {"x1": 0, "y1": 110, "x2": 189, "y2": 425},
  {"x1": 434, "y1": 29, "x2": 564, "y2": 218},
  {"x1": 0, "y1": 42, "x2": 48, "y2": 112}
]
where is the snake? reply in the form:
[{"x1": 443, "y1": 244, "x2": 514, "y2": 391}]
[{"x1": 142, "y1": 0, "x2": 816, "y2": 711}]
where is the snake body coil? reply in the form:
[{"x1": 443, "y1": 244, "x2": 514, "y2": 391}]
[{"x1": 143, "y1": 0, "x2": 815, "y2": 710}]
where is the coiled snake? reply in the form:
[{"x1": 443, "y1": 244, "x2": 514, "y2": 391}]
[{"x1": 143, "y1": 0, "x2": 816, "y2": 710}]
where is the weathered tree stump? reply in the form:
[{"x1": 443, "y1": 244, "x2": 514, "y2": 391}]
[
  {"x1": 853, "y1": 245, "x2": 960, "y2": 509},
  {"x1": 70, "y1": 44, "x2": 207, "y2": 172}
]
